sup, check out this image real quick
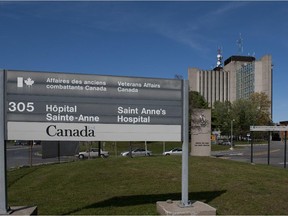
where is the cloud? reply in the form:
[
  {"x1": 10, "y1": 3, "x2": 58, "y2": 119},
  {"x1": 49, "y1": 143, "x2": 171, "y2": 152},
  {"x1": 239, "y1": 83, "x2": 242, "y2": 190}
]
[
  {"x1": 0, "y1": 1, "x2": 249, "y2": 54},
  {"x1": 152, "y1": 23, "x2": 209, "y2": 52},
  {"x1": 209, "y1": 2, "x2": 249, "y2": 16},
  {"x1": 138, "y1": 2, "x2": 249, "y2": 53}
]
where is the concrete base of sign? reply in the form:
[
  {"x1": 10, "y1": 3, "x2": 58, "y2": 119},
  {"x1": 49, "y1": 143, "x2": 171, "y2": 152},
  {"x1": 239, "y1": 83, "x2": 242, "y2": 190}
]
[
  {"x1": 6, "y1": 206, "x2": 38, "y2": 215},
  {"x1": 156, "y1": 200, "x2": 216, "y2": 215}
]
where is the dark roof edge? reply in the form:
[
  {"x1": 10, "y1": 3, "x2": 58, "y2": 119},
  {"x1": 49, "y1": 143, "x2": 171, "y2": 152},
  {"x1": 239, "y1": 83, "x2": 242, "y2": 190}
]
[{"x1": 224, "y1": 55, "x2": 256, "y2": 66}]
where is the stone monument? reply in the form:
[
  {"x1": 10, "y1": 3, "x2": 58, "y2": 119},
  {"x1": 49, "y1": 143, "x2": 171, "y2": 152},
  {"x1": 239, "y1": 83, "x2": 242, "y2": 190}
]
[{"x1": 191, "y1": 109, "x2": 211, "y2": 156}]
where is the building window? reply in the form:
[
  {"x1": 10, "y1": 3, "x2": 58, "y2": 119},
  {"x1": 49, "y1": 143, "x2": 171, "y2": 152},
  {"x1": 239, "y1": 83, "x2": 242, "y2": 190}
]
[{"x1": 236, "y1": 62, "x2": 255, "y2": 99}]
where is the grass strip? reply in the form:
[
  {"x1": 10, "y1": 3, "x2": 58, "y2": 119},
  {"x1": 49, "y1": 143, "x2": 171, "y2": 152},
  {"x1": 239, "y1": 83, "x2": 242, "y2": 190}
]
[{"x1": 8, "y1": 156, "x2": 288, "y2": 215}]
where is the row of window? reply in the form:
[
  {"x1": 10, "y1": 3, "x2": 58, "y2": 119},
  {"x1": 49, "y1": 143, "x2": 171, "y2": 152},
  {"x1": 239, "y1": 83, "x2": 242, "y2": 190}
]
[
  {"x1": 199, "y1": 70, "x2": 229, "y2": 106},
  {"x1": 236, "y1": 63, "x2": 255, "y2": 99}
]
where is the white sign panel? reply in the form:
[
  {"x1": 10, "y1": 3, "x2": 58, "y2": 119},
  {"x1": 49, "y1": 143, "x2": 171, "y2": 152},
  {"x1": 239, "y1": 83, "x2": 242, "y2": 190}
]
[
  {"x1": 250, "y1": 125, "x2": 288, "y2": 131},
  {"x1": 8, "y1": 122, "x2": 181, "y2": 142},
  {"x1": 5, "y1": 70, "x2": 183, "y2": 141}
]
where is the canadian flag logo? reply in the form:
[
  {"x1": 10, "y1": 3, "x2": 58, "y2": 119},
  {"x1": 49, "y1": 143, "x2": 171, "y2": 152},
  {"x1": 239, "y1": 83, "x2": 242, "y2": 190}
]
[{"x1": 17, "y1": 77, "x2": 34, "y2": 87}]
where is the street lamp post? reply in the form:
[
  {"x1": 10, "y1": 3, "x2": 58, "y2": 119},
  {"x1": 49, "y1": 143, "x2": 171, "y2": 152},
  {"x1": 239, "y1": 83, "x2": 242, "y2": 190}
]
[{"x1": 230, "y1": 119, "x2": 235, "y2": 150}]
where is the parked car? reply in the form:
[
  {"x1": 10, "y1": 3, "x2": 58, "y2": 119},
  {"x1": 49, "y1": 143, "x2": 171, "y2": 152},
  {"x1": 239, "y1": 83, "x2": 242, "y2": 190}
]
[
  {"x1": 77, "y1": 148, "x2": 109, "y2": 159},
  {"x1": 221, "y1": 140, "x2": 231, "y2": 146},
  {"x1": 14, "y1": 140, "x2": 41, "y2": 145},
  {"x1": 163, "y1": 148, "x2": 182, "y2": 156},
  {"x1": 14, "y1": 140, "x2": 29, "y2": 146},
  {"x1": 120, "y1": 148, "x2": 152, "y2": 157}
]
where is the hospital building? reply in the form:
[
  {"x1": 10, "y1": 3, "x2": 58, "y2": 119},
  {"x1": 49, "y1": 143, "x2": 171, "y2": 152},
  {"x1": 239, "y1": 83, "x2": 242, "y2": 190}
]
[{"x1": 188, "y1": 53, "x2": 273, "y2": 115}]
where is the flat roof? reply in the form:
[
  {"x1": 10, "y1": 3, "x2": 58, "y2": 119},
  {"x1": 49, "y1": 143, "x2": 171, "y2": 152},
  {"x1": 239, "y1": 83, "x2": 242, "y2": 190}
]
[{"x1": 224, "y1": 55, "x2": 256, "y2": 66}]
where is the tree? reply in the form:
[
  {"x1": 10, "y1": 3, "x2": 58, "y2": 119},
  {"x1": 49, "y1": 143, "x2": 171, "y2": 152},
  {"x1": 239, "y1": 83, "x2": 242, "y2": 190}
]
[
  {"x1": 231, "y1": 99, "x2": 255, "y2": 138},
  {"x1": 212, "y1": 101, "x2": 232, "y2": 135},
  {"x1": 249, "y1": 92, "x2": 271, "y2": 125},
  {"x1": 189, "y1": 91, "x2": 209, "y2": 109},
  {"x1": 230, "y1": 92, "x2": 272, "y2": 139},
  {"x1": 211, "y1": 92, "x2": 272, "y2": 139},
  {"x1": 189, "y1": 91, "x2": 209, "y2": 133}
]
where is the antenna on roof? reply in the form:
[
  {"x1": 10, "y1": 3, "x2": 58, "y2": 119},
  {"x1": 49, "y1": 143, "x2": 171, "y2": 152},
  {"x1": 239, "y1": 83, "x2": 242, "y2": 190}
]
[
  {"x1": 216, "y1": 47, "x2": 223, "y2": 67},
  {"x1": 236, "y1": 33, "x2": 244, "y2": 54}
]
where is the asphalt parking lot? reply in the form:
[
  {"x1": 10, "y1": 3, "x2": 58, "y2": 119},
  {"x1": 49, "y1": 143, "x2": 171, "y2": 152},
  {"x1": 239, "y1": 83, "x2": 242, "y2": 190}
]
[{"x1": 212, "y1": 141, "x2": 288, "y2": 168}]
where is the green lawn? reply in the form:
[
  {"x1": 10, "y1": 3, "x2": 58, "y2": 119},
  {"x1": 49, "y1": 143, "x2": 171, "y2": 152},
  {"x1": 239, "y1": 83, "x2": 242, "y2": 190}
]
[{"x1": 7, "y1": 156, "x2": 288, "y2": 215}]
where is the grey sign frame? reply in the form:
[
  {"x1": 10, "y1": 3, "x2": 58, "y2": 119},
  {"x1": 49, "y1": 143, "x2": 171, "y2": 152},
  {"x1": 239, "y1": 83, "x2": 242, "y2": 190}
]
[
  {"x1": 250, "y1": 125, "x2": 288, "y2": 168},
  {"x1": 5, "y1": 70, "x2": 183, "y2": 142},
  {"x1": 0, "y1": 71, "x2": 8, "y2": 214}
]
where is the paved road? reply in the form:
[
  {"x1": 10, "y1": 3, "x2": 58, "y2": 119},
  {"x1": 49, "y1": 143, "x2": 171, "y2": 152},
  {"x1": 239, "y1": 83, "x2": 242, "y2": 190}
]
[{"x1": 212, "y1": 141, "x2": 288, "y2": 168}]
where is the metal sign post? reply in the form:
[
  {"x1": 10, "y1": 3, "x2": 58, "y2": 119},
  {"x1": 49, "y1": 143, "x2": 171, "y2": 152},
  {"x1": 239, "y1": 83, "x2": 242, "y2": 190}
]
[
  {"x1": 0, "y1": 71, "x2": 8, "y2": 214},
  {"x1": 250, "y1": 131, "x2": 254, "y2": 164},
  {"x1": 250, "y1": 126, "x2": 288, "y2": 167},
  {"x1": 268, "y1": 131, "x2": 270, "y2": 165},
  {"x1": 181, "y1": 80, "x2": 190, "y2": 207},
  {"x1": 284, "y1": 131, "x2": 287, "y2": 169}
]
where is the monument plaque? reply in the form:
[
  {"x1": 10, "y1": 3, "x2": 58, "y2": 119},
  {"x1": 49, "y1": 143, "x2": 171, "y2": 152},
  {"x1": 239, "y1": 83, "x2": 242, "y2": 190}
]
[{"x1": 191, "y1": 109, "x2": 211, "y2": 156}]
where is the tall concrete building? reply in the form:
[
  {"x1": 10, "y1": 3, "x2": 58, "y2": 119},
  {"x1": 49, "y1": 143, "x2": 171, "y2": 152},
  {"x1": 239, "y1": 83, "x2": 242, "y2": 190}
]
[{"x1": 188, "y1": 54, "x2": 273, "y2": 114}]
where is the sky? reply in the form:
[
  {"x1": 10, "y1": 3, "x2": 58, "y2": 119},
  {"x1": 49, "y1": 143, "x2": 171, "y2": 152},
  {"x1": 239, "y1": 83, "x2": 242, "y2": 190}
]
[{"x1": 0, "y1": 1, "x2": 288, "y2": 123}]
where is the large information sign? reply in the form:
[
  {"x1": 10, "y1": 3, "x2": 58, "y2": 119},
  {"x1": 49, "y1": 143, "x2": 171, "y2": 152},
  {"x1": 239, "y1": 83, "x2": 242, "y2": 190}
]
[
  {"x1": 250, "y1": 125, "x2": 288, "y2": 131},
  {"x1": 5, "y1": 70, "x2": 183, "y2": 141}
]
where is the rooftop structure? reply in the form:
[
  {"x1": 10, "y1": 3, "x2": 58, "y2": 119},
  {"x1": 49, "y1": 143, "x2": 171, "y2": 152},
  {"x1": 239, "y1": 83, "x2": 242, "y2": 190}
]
[{"x1": 188, "y1": 54, "x2": 272, "y2": 116}]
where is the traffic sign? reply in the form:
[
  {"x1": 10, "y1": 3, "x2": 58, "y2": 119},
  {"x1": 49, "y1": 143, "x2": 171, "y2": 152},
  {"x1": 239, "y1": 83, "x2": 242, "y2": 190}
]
[{"x1": 250, "y1": 125, "x2": 288, "y2": 131}]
